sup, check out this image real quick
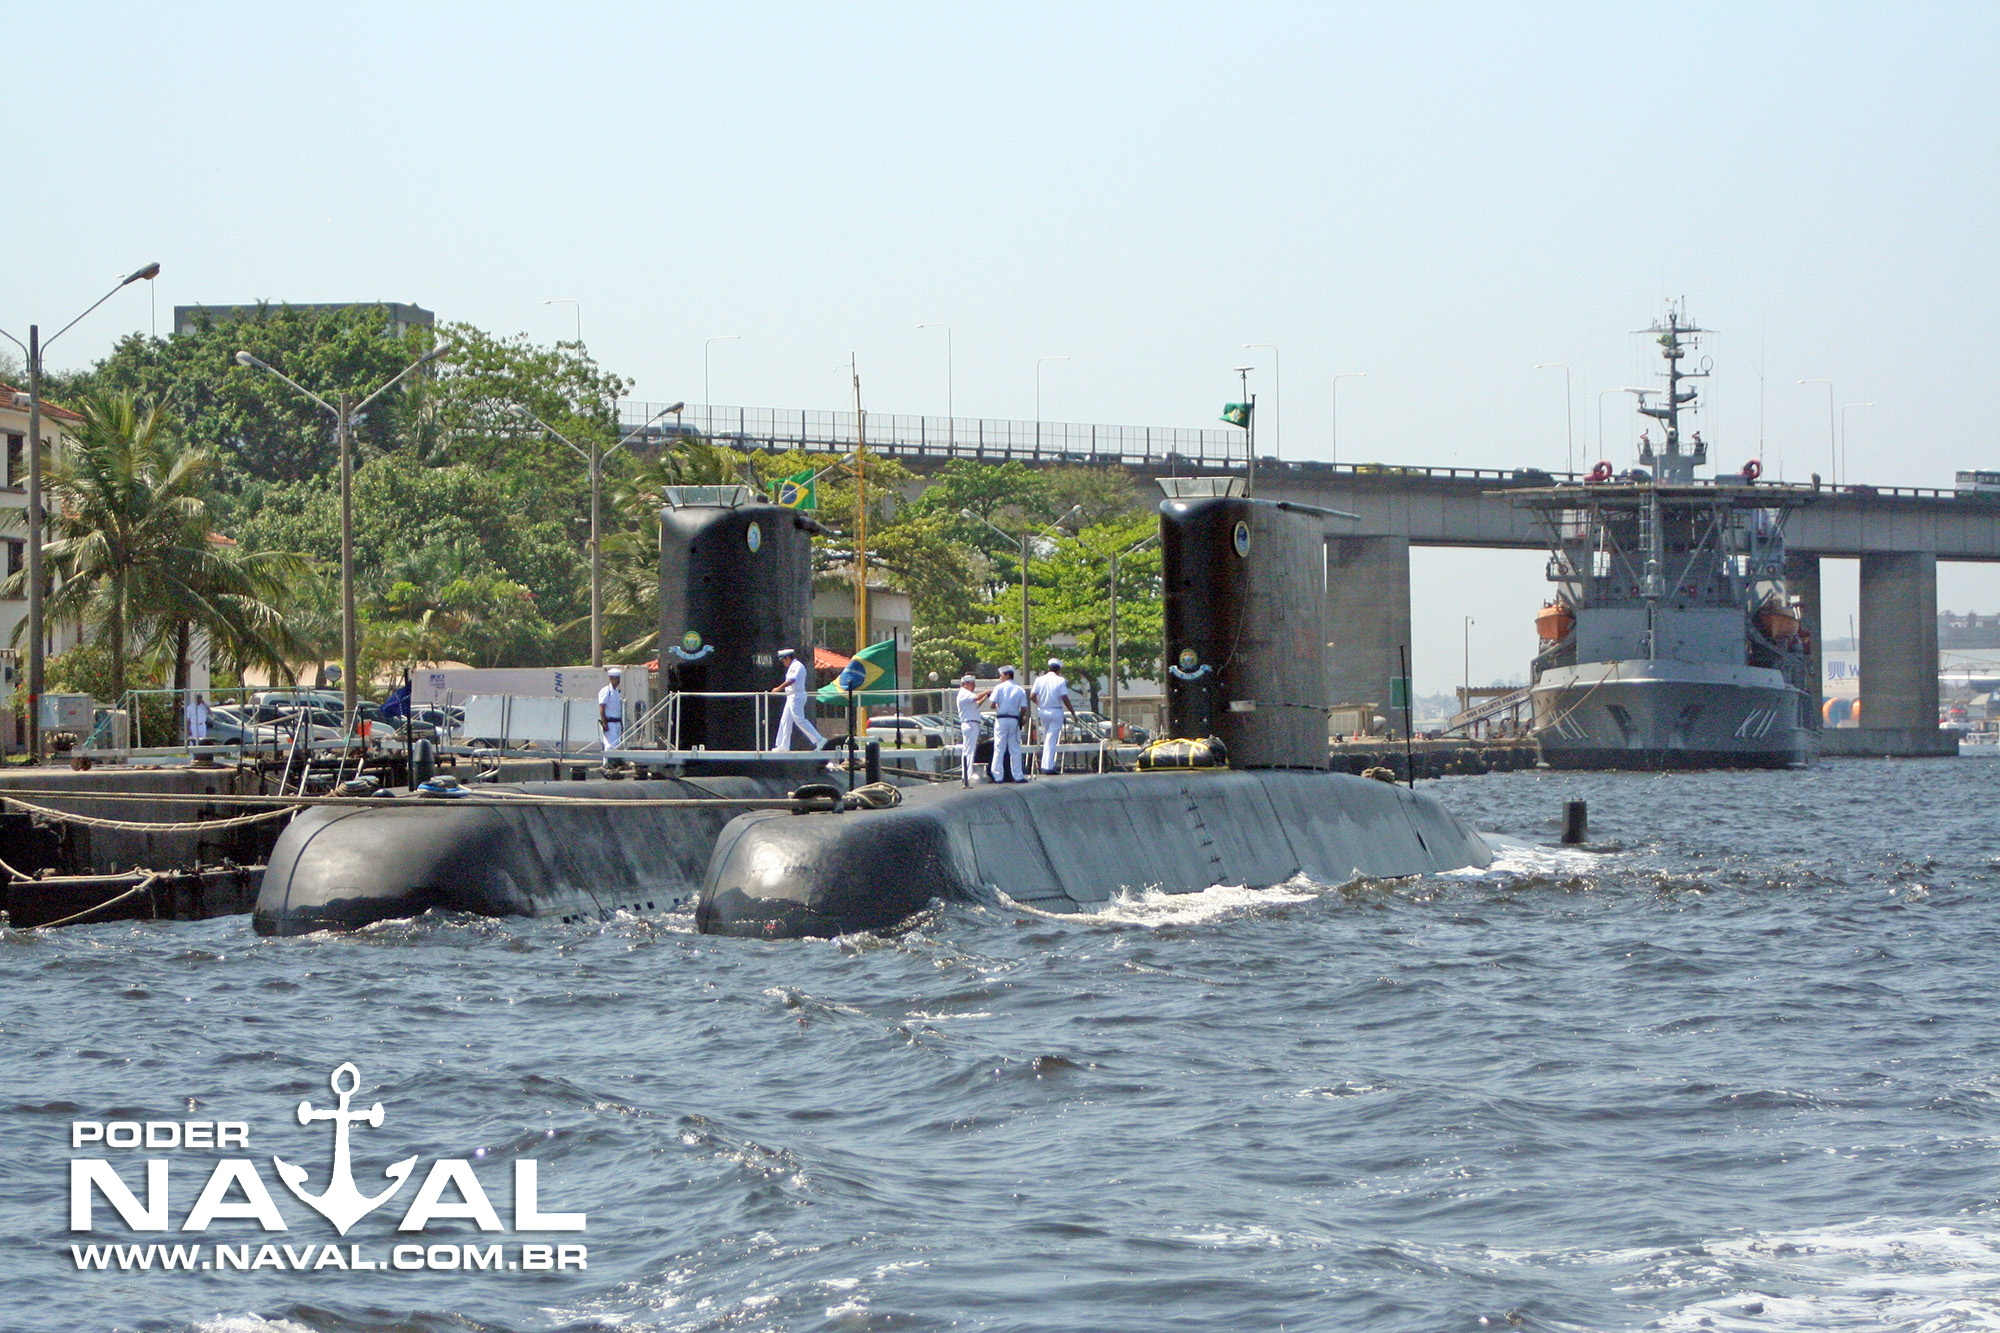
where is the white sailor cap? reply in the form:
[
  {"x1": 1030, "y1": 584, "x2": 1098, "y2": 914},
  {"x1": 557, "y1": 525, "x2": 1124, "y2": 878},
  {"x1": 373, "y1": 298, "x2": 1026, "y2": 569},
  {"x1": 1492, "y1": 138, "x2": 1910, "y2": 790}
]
[
  {"x1": 607, "y1": 666, "x2": 623, "y2": 676},
  {"x1": 999, "y1": 664, "x2": 1015, "y2": 676},
  {"x1": 961, "y1": 673, "x2": 976, "y2": 684},
  {"x1": 1047, "y1": 658, "x2": 1062, "y2": 670},
  {"x1": 777, "y1": 647, "x2": 795, "y2": 657}
]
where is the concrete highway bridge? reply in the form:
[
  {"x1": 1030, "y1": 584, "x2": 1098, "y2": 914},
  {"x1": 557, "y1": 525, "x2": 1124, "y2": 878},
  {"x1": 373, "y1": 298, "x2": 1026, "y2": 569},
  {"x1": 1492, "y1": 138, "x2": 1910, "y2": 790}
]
[{"x1": 624, "y1": 400, "x2": 1997, "y2": 756}]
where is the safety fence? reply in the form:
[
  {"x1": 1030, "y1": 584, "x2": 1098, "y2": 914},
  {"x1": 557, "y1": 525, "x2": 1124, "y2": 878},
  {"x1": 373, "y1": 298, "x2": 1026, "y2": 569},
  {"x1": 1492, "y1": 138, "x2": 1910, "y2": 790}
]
[{"x1": 618, "y1": 402, "x2": 1246, "y2": 469}]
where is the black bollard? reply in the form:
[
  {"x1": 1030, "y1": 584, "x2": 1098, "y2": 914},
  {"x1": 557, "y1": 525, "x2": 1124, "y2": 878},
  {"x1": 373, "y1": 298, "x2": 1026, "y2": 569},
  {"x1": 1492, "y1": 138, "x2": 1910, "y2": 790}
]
[
  {"x1": 1561, "y1": 799, "x2": 1588, "y2": 845},
  {"x1": 865, "y1": 739, "x2": 881, "y2": 786},
  {"x1": 411, "y1": 738, "x2": 436, "y2": 789}
]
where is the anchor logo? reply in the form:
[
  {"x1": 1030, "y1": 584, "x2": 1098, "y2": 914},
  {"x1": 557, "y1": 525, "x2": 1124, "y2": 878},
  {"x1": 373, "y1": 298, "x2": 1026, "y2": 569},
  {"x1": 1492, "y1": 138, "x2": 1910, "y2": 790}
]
[{"x1": 272, "y1": 1063, "x2": 418, "y2": 1235}]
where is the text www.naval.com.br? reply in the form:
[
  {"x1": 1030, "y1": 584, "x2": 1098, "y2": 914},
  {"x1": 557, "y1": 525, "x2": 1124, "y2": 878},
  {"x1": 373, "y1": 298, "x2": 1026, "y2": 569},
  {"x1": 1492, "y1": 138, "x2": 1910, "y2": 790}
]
[{"x1": 73, "y1": 1241, "x2": 587, "y2": 1273}]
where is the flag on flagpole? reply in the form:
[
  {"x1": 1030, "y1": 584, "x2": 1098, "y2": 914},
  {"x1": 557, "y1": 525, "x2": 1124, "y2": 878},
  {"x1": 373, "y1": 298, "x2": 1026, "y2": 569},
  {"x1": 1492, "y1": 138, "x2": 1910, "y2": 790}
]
[
  {"x1": 1221, "y1": 402, "x2": 1253, "y2": 429},
  {"x1": 773, "y1": 469, "x2": 818, "y2": 509},
  {"x1": 815, "y1": 636, "x2": 898, "y2": 707}
]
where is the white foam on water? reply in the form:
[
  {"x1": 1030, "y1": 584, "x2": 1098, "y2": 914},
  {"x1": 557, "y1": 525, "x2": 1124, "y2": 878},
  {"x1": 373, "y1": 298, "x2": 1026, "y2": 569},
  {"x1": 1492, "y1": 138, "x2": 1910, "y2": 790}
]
[
  {"x1": 1000, "y1": 879, "x2": 1321, "y2": 928},
  {"x1": 1442, "y1": 832, "x2": 1606, "y2": 881},
  {"x1": 1649, "y1": 1221, "x2": 2000, "y2": 1332},
  {"x1": 193, "y1": 1319, "x2": 321, "y2": 1333}
]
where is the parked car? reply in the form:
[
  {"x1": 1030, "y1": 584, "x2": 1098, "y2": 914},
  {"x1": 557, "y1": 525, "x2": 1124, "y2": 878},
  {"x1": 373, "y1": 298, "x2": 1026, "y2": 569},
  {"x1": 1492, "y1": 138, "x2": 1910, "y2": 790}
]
[
  {"x1": 912, "y1": 712, "x2": 962, "y2": 745},
  {"x1": 207, "y1": 705, "x2": 341, "y2": 748},
  {"x1": 817, "y1": 715, "x2": 947, "y2": 749},
  {"x1": 1073, "y1": 710, "x2": 1151, "y2": 744}
]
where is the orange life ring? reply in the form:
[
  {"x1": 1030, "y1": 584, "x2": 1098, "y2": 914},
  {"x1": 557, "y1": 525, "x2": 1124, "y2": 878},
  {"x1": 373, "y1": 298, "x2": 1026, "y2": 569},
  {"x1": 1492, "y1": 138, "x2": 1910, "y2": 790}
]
[
  {"x1": 1587, "y1": 460, "x2": 1613, "y2": 483},
  {"x1": 1742, "y1": 459, "x2": 1763, "y2": 482}
]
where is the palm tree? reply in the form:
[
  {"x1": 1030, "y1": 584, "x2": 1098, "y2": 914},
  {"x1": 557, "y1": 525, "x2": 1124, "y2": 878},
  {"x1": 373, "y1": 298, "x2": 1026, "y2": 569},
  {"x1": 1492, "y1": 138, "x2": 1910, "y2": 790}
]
[{"x1": 1, "y1": 391, "x2": 312, "y2": 699}]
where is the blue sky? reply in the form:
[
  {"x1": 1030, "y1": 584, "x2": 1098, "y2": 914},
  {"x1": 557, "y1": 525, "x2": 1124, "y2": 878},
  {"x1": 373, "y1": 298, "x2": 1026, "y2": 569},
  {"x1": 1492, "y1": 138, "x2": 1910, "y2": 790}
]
[{"x1": 9, "y1": 3, "x2": 1996, "y2": 689}]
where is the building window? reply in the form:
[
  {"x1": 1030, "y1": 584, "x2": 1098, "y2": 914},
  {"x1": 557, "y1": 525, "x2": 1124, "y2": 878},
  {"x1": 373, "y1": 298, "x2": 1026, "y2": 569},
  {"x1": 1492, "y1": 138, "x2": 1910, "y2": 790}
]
[
  {"x1": 5, "y1": 433, "x2": 20, "y2": 489},
  {"x1": 3, "y1": 539, "x2": 20, "y2": 595}
]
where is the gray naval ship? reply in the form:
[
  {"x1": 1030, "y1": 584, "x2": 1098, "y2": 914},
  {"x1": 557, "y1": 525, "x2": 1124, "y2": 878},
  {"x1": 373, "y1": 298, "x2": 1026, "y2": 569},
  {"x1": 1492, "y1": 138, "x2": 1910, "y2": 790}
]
[{"x1": 1512, "y1": 305, "x2": 1818, "y2": 770}]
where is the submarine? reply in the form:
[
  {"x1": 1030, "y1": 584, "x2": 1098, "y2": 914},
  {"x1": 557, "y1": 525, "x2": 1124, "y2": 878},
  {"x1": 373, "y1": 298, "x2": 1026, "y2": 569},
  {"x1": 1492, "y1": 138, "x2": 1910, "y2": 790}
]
[
  {"x1": 253, "y1": 486, "x2": 832, "y2": 935},
  {"x1": 694, "y1": 485, "x2": 1494, "y2": 937},
  {"x1": 255, "y1": 480, "x2": 1494, "y2": 938}
]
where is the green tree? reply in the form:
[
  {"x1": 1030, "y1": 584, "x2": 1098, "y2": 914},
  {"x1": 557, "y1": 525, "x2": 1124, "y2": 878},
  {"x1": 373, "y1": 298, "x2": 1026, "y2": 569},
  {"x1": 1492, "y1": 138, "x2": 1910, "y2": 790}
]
[
  {"x1": 2, "y1": 392, "x2": 312, "y2": 699},
  {"x1": 85, "y1": 305, "x2": 446, "y2": 486},
  {"x1": 1027, "y1": 518, "x2": 1163, "y2": 710}
]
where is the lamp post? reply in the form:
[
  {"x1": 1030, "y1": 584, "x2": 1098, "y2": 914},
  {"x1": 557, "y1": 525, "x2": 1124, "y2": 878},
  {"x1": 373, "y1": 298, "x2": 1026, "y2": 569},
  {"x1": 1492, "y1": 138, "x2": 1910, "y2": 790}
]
[
  {"x1": 1534, "y1": 363, "x2": 1573, "y2": 476},
  {"x1": 1106, "y1": 531, "x2": 1159, "y2": 752},
  {"x1": 1035, "y1": 355, "x2": 1068, "y2": 456},
  {"x1": 1243, "y1": 343, "x2": 1279, "y2": 459},
  {"x1": 918, "y1": 323, "x2": 953, "y2": 448},
  {"x1": 1798, "y1": 379, "x2": 1835, "y2": 485},
  {"x1": 1233, "y1": 365, "x2": 1255, "y2": 494},
  {"x1": 704, "y1": 335, "x2": 739, "y2": 409},
  {"x1": 962, "y1": 505, "x2": 1081, "y2": 675},
  {"x1": 235, "y1": 342, "x2": 450, "y2": 729},
  {"x1": 510, "y1": 401, "x2": 683, "y2": 666},
  {"x1": 541, "y1": 299, "x2": 580, "y2": 344},
  {"x1": 1, "y1": 261, "x2": 161, "y2": 764},
  {"x1": 1330, "y1": 372, "x2": 1366, "y2": 466},
  {"x1": 1840, "y1": 403, "x2": 1873, "y2": 487},
  {"x1": 1463, "y1": 615, "x2": 1475, "y2": 712}
]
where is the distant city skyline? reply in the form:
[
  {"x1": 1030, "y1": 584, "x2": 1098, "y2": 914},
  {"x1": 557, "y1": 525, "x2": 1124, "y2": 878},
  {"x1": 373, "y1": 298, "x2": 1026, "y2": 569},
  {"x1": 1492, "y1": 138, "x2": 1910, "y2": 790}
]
[{"x1": 10, "y1": 3, "x2": 1994, "y2": 691}]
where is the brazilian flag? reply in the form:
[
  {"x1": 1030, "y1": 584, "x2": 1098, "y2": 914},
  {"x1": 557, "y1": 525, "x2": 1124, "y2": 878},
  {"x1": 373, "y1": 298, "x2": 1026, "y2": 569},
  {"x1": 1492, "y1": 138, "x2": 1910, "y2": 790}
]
[
  {"x1": 815, "y1": 637, "x2": 899, "y2": 707},
  {"x1": 773, "y1": 469, "x2": 817, "y2": 510},
  {"x1": 1221, "y1": 402, "x2": 1253, "y2": 429}
]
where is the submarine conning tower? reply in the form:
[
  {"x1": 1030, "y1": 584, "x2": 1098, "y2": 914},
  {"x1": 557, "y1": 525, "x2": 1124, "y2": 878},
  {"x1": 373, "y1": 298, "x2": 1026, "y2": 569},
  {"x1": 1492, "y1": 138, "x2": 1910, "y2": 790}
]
[
  {"x1": 658, "y1": 485, "x2": 817, "y2": 751},
  {"x1": 1160, "y1": 484, "x2": 1349, "y2": 769}
]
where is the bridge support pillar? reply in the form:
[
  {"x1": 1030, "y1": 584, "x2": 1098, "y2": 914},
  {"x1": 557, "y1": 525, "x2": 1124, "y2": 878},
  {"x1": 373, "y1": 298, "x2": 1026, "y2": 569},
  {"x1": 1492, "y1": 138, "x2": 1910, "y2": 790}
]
[
  {"x1": 1324, "y1": 536, "x2": 1411, "y2": 734},
  {"x1": 1858, "y1": 551, "x2": 1938, "y2": 731},
  {"x1": 1785, "y1": 552, "x2": 1823, "y2": 728}
]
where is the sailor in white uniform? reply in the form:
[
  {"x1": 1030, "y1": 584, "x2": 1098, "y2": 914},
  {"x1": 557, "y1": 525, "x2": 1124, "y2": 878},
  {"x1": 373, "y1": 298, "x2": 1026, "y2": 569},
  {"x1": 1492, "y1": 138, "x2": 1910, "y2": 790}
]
[
  {"x1": 770, "y1": 647, "x2": 825, "y2": 751},
  {"x1": 954, "y1": 672, "x2": 989, "y2": 786},
  {"x1": 1030, "y1": 658, "x2": 1078, "y2": 775},
  {"x1": 987, "y1": 665, "x2": 1029, "y2": 783},
  {"x1": 598, "y1": 668, "x2": 624, "y2": 766},
  {"x1": 183, "y1": 693, "x2": 210, "y2": 746}
]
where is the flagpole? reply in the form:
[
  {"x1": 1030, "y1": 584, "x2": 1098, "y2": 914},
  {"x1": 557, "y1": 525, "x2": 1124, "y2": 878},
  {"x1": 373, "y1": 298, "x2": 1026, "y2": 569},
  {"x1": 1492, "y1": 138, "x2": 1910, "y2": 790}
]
[
  {"x1": 852, "y1": 354, "x2": 868, "y2": 655},
  {"x1": 1248, "y1": 391, "x2": 1258, "y2": 497}
]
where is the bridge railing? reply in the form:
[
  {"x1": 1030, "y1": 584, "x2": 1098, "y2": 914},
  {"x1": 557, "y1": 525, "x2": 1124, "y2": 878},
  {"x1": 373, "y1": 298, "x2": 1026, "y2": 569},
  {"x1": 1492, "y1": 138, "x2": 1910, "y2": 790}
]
[
  {"x1": 618, "y1": 402, "x2": 1246, "y2": 467},
  {"x1": 616, "y1": 402, "x2": 1970, "y2": 499}
]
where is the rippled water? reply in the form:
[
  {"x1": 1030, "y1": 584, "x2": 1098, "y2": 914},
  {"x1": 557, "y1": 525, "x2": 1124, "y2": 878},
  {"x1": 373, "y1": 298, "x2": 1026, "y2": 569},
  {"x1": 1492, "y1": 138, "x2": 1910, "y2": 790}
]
[{"x1": 6, "y1": 758, "x2": 1999, "y2": 1333}]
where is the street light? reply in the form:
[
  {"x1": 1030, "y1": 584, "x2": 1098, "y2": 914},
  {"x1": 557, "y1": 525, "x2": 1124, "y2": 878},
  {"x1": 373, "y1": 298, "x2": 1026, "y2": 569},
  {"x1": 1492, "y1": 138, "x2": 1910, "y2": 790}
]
[
  {"x1": 1463, "y1": 615, "x2": 1475, "y2": 708},
  {"x1": 235, "y1": 341, "x2": 451, "y2": 730},
  {"x1": 960, "y1": 505, "x2": 1082, "y2": 675},
  {"x1": 541, "y1": 299, "x2": 580, "y2": 344},
  {"x1": 1534, "y1": 363, "x2": 1573, "y2": 476},
  {"x1": 1232, "y1": 366, "x2": 1258, "y2": 494},
  {"x1": 1244, "y1": 343, "x2": 1279, "y2": 459},
  {"x1": 1330, "y1": 372, "x2": 1366, "y2": 466},
  {"x1": 1035, "y1": 355, "x2": 1068, "y2": 455},
  {"x1": 1106, "y1": 531, "x2": 1159, "y2": 757},
  {"x1": 509, "y1": 401, "x2": 683, "y2": 667},
  {"x1": 1, "y1": 260, "x2": 160, "y2": 764},
  {"x1": 1595, "y1": 387, "x2": 1650, "y2": 468},
  {"x1": 1798, "y1": 379, "x2": 1835, "y2": 485},
  {"x1": 1841, "y1": 403, "x2": 1873, "y2": 487},
  {"x1": 918, "y1": 323, "x2": 953, "y2": 448},
  {"x1": 704, "y1": 335, "x2": 739, "y2": 409}
]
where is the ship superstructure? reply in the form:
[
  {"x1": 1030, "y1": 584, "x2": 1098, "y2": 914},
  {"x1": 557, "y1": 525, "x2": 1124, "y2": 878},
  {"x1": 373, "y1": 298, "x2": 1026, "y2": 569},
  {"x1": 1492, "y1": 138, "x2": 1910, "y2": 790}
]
[{"x1": 1510, "y1": 305, "x2": 1818, "y2": 768}]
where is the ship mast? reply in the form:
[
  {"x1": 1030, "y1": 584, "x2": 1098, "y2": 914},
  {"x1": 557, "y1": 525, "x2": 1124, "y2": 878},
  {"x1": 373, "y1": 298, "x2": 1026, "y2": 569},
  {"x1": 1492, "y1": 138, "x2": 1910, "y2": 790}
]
[{"x1": 1634, "y1": 301, "x2": 1709, "y2": 484}]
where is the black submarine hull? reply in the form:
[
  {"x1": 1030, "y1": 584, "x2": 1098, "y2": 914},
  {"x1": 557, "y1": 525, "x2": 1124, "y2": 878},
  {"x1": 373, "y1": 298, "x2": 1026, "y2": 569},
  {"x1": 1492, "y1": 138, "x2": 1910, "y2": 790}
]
[
  {"x1": 694, "y1": 769, "x2": 1495, "y2": 939},
  {"x1": 253, "y1": 777, "x2": 797, "y2": 936}
]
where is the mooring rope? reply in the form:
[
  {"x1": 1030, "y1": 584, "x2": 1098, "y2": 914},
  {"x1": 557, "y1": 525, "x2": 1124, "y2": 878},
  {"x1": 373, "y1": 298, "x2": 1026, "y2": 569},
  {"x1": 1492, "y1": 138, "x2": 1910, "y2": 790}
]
[
  {"x1": 0, "y1": 787, "x2": 826, "y2": 813},
  {"x1": 0, "y1": 796, "x2": 298, "y2": 834},
  {"x1": 24, "y1": 873, "x2": 160, "y2": 930}
]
